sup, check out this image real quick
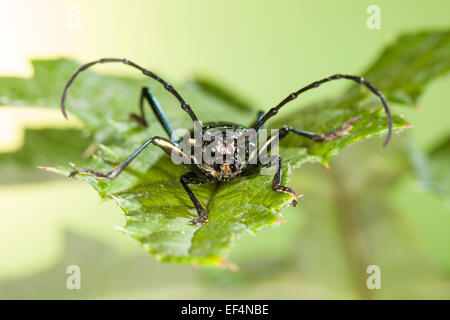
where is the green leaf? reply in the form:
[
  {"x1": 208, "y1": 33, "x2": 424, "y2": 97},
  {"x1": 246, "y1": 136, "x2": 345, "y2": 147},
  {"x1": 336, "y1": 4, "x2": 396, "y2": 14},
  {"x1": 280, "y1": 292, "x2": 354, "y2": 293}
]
[
  {"x1": 361, "y1": 30, "x2": 450, "y2": 105},
  {"x1": 1, "y1": 30, "x2": 448, "y2": 268},
  {"x1": 406, "y1": 135, "x2": 450, "y2": 198},
  {"x1": 0, "y1": 128, "x2": 91, "y2": 168},
  {"x1": 0, "y1": 128, "x2": 92, "y2": 184}
]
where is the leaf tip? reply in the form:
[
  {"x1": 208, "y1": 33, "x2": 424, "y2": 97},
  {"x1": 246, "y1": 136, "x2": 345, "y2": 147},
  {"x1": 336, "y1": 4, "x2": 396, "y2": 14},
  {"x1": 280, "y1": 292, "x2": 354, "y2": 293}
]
[
  {"x1": 37, "y1": 166, "x2": 65, "y2": 176},
  {"x1": 403, "y1": 123, "x2": 414, "y2": 129},
  {"x1": 273, "y1": 219, "x2": 286, "y2": 225},
  {"x1": 218, "y1": 259, "x2": 239, "y2": 272},
  {"x1": 113, "y1": 225, "x2": 127, "y2": 233}
]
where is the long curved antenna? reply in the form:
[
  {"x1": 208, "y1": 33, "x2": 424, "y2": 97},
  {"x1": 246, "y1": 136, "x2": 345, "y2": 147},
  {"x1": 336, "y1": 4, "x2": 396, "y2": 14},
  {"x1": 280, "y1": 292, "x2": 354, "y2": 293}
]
[
  {"x1": 61, "y1": 58, "x2": 200, "y2": 123},
  {"x1": 254, "y1": 74, "x2": 392, "y2": 148}
]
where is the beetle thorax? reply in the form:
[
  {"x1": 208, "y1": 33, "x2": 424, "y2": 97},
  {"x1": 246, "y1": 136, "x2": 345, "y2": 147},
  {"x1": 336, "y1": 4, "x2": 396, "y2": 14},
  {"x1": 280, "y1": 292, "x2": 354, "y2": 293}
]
[{"x1": 198, "y1": 126, "x2": 253, "y2": 181}]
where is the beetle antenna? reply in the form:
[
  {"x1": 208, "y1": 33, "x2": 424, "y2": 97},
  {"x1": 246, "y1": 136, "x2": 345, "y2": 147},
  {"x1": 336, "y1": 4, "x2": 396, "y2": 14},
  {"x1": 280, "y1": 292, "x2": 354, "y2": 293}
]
[
  {"x1": 61, "y1": 58, "x2": 200, "y2": 123},
  {"x1": 254, "y1": 74, "x2": 392, "y2": 148}
]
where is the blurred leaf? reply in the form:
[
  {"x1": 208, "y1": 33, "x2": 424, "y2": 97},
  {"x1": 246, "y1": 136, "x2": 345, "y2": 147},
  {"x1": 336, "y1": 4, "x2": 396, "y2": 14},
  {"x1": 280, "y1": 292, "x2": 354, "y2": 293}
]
[
  {"x1": 361, "y1": 30, "x2": 450, "y2": 105},
  {"x1": 405, "y1": 134, "x2": 450, "y2": 197},
  {"x1": 193, "y1": 75, "x2": 255, "y2": 111},
  {"x1": 428, "y1": 136, "x2": 450, "y2": 196},
  {"x1": 0, "y1": 128, "x2": 91, "y2": 168},
  {"x1": 0, "y1": 128, "x2": 92, "y2": 184}
]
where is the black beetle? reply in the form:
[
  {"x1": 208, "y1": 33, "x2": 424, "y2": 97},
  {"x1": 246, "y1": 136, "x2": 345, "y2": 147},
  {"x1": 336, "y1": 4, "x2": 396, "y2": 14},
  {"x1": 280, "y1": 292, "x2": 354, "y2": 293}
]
[{"x1": 62, "y1": 58, "x2": 392, "y2": 226}]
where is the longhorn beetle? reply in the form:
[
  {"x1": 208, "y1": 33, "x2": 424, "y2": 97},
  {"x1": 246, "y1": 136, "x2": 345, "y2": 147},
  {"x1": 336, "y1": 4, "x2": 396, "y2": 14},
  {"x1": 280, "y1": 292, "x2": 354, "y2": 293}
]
[{"x1": 62, "y1": 58, "x2": 392, "y2": 227}]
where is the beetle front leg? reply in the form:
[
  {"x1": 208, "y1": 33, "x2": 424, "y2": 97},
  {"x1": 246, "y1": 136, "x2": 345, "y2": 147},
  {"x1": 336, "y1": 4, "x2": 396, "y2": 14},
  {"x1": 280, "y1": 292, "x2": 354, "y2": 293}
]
[
  {"x1": 128, "y1": 87, "x2": 149, "y2": 127},
  {"x1": 271, "y1": 156, "x2": 302, "y2": 207},
  {"x1": 69, "y1": 136, "x2": 185, "y2": 180},
  {"x1": 180, "y1": 172, "x2": 210, "y2": 227},
  {"x1": 69, "y1": 138, "x2": 156, "y2": 180},
  {"x1": 129, "y1": 87, "x2": 177, "y2": 142}
]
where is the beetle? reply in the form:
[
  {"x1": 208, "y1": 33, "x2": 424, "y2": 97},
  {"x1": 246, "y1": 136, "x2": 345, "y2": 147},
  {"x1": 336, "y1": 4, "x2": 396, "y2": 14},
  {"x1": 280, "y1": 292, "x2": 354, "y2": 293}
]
[{"x1": 61, "y1": 58, "x2": 392, "y2": 227}]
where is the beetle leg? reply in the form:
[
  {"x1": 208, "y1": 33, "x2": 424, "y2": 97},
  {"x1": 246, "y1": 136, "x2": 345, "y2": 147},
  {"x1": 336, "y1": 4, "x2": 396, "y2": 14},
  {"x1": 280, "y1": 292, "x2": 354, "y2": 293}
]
[
  {"x1": 128, "y1": 87, "x2": 149, "y2": 127},
  {"x1": 271, "y1": 156, "x2": 302, "y2": 207},
  {"x1": 281, "y1": 116, "x2": 360, "y2": 142},
  {"x1": 129, "y1": 87, "x2": 178, "y2": 142},
  {"x1": 69, "y1": 136, "x2": 188, "y2": 180},
  {"x1": 179, "y1": 172, "x2": 210, "y2": 227}
]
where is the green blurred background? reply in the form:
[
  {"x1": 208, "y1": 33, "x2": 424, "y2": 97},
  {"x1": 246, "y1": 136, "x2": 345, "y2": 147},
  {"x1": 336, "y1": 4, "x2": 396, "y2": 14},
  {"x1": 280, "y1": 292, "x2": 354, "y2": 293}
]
[{"x1": 0, "y1": 0, "x2": 449, "y2": 299}]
